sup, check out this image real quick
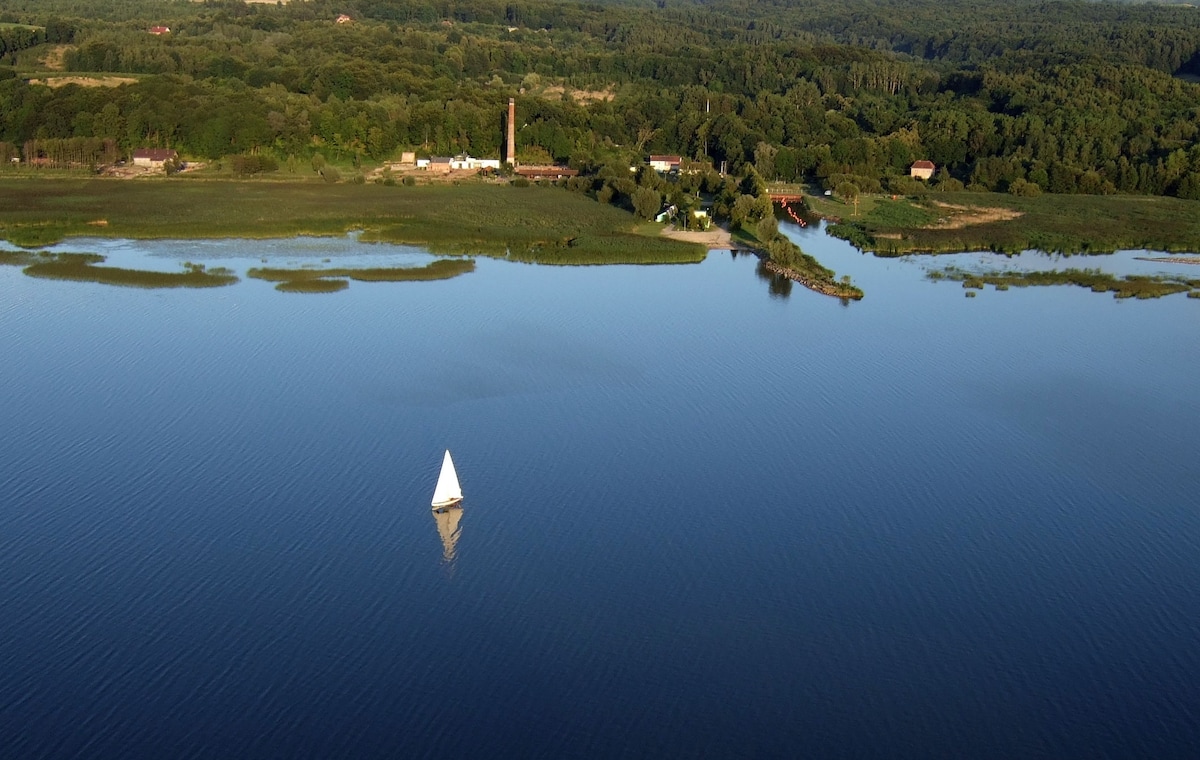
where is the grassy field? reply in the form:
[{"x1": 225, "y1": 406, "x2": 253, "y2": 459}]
[
  {"x1": 0, "y1": 177, "x2": 705, "y2": 265},
  {"x1": 820, "y1": 192, "x2": 1200, "y2": 256}
]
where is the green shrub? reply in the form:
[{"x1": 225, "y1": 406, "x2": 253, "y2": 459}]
[
  {"x1": 631, "y1": 187, "x2": 661, "y2": 220},
  {"x1": 828, "y1": 222, "x2": 874, "y2": 250},
  {"x1": 1009, "y1": 178, "x2": 1042, "y2": 197},
  {"x1": 229, "y1": 154, "x2": 279, "y2": 175}
]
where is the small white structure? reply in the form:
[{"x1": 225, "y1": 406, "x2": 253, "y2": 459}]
[
  {"x1": 132, "y1": 148, "x2": 177, "y2": 167},
  {"x1": 910, "y1": 160, "x2": 936, "y2": 180},
  {"x1": 648, "y1": 154, "x2": 682, "y2": 172},
  {"x1": 448, "y1": 154, "x2": 502, "y2": 171}
]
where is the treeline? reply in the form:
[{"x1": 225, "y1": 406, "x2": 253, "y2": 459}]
[
  {"x1": 0, "y1": 20, "x2": 73, "y2": 56},
  {"x1": 1, "y1": 0, "x2": 1200, "y2": 197},
  {"x1": 14, "y1": 136, "x2": 118, "y2": 168}
]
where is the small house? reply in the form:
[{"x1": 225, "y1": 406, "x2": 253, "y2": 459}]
[
  {"x1": 649, "y1": 154, "x2": 682, "y2": 173},
  {"x1": 428, "y1": 157, "x2": 453, "y2": 174},
  {"x1": 335, "y1": 15, "x2": 352, "y2": 24},
  {"x1": 910, "y1": 160, "x2": 936, "y2": 180},
  {"x1": 149, "y1": 26, "x2": 170, "y2": 35},
  {"x1": 132, "y1": 148, "x2": 178, "y2": 167},
  {"x1": 399, "y1": 151, "x2": 416, "y2": 165}
]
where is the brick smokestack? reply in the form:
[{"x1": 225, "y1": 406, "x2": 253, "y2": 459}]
[{"x1": 506, "y1": 98, "x2": 516, "y2": 167}]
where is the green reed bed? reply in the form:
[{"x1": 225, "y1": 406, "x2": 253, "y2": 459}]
[
  {"x1": 275, "y1": 278, "x2": 351, "y2": 293},
  {"x1": 0, "y1": 179, "x2": 704, "y2": 265},
  {"x1": 931, "y1": 266, "x2": 1200, "y2": 299},
  {"x1": 248, "y1": 259, "x2": 475, "y2": 292},
  {"x1": 16, "y1": 253, "x2": 237, "y2": 288},
  {"x1": 0, "y1": 250, "x2": 39, "y2": 267}
]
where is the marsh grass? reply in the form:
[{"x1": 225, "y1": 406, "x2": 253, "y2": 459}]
[
  {"x1": 862, "y1": 200, "x2": 938, "y2": 229},
  {"x1": 843, "y1": 193, "x2": 1200, "y2": 255},
  {"x1": 0, "y1": 179, "x2": 704, "y2": 265},
  {"x1": 20, "y1": 253, "x2": 238, "y2": 288},
  {"x1": 932, "y1": 266, "x2": 1198, "y2": 299},
  {"x1": 275, "y1": 279, "x2": 350, "y2": 293},
  {"x1": 248, "y1": 259, "x2": 475, "y2": 291},
  {"x1": 0, "y1": 250, "x2": 39, "y2": 266}
]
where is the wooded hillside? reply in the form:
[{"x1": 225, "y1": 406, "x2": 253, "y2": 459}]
[{"x1": 1, "y1": 0, "x2": 1199, "y2": 197}]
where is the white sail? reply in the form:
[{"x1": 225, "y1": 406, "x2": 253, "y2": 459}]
[{"x1": 431, "y1": 449, "x2": 463, "y2": 508}]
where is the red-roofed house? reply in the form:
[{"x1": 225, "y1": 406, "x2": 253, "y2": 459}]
[
  {"x1": 149, "y1": 26, "x2": 170, "y2": 35},
  {"x1": 649, "y1": 154, "x2": 682, "y2": 173},
  {"x1": 910, "y1": 160, "x2": 936, "y2": 180},
  {"x1": 132, "y1": 148, "x2": 178, "y2": 167}
]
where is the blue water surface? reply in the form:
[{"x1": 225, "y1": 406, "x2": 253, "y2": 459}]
[{"x1": 1, "y1": 227, "x2": 1198, "y2": 759}]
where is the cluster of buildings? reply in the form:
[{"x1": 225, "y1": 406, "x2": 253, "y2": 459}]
[
  {"x1": 415, "y1": 154, "x2": 501, "y2": 173},
  {"x1": 128, "y1": 94, "x2": 937, "y2": 187},
  {"x1": 400, "y1": 98, "x2": 578, "y2": 179}
]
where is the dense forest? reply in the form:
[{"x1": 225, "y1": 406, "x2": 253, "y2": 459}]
[{"x1": 2, "y1": 0, "x2": 1200, "y2": 198}]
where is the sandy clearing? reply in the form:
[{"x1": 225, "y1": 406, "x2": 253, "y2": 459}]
[
  {"x1": 660, "y1": 225, "x2": 733, "y2": 249},
  {"x1": 540, "y1": 85, "x2": 616, "y2": 103},
  {"x1": 926, "y1": 202, "x2": 1023, "y2": 229},
  {"x1": 40, "y1": 45, "x2": 70, "y2": 71},
  {"x1": 30, "y1": 76, "x2": 138, "y2": 88}
]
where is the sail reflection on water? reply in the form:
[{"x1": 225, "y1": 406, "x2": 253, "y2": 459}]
[{"x1": 432, "y1": 504, "x2": 464, "y2": 564}]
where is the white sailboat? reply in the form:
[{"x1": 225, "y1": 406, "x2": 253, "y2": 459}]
[{"x1": 431, "y1": 449, "x2": 463, "y2": 509}]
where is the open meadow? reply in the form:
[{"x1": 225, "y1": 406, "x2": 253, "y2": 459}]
[
  {"x1": 0, "y1": 178, "x2": 705, "y2": 264},
  {"x1": 824, "y1": 192, "x2": 1200, "y2": 256}
]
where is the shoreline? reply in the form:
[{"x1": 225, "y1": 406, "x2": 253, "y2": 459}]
[
  {"x1": 660, "y1": 222, "x2": 863, "y2": 300},
  {"x1": 757, "y1": 256, "x2": 864, "y2": 300}
]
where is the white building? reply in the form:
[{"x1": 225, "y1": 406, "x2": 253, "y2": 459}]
[{"x1": 449, "y1": 154, "x2": 501, "y2": 171}]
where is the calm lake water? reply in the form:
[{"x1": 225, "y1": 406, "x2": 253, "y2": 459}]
[{"x1": 2, "y1": 226, "x2": 1199, "y2": 758}]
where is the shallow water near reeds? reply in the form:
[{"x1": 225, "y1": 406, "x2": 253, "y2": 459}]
[{"x1": 2, "y1": 225, "x2": 1199, "y2": 759}]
